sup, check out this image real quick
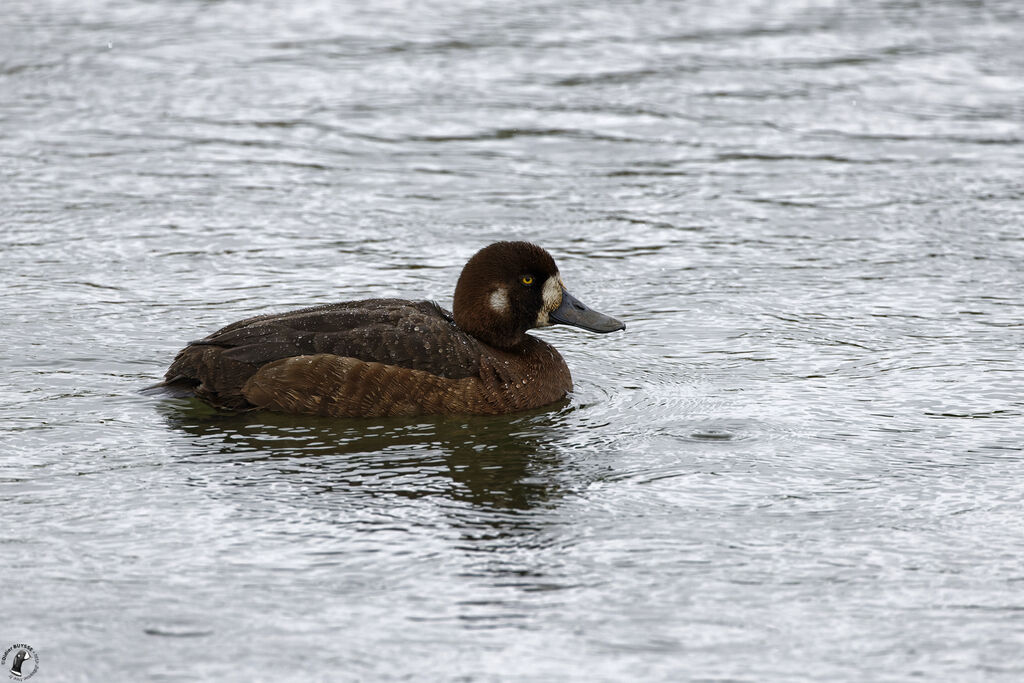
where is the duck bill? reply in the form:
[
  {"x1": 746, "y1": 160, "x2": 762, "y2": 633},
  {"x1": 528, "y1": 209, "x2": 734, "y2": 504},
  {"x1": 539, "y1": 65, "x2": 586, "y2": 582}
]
[{"x1": 549, "y1": 289, "x2": 625, "y2": 333}]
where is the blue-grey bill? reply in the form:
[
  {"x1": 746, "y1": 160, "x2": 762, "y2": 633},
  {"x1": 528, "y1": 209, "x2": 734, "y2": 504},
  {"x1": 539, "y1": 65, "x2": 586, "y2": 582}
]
[{"x1": 549, "y1": 289, "x2": 625, "y2": 333}]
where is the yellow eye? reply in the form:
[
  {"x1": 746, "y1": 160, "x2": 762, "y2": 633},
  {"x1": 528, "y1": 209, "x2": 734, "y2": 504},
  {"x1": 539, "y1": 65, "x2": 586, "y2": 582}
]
[{"x1": 520, "y1": 275, "x2": 534, "y2": 286}]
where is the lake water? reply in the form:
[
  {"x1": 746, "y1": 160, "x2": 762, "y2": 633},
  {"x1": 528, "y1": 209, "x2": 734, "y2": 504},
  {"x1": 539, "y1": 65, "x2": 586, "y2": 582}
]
[{"x1": 2, "y1": 0, "x2": 1023, "y2": 680}]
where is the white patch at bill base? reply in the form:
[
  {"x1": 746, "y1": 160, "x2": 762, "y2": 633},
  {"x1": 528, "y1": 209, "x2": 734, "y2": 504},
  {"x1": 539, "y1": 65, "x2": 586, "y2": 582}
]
[{"x1": 535, "y1": 275, "x2": 563, "y2": 327}]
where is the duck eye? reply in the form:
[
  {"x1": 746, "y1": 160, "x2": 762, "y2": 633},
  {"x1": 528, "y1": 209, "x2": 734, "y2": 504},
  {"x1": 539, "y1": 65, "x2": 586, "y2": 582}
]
[{"x1": 520, "y1": 275, "x2": 534, "y2": 286}]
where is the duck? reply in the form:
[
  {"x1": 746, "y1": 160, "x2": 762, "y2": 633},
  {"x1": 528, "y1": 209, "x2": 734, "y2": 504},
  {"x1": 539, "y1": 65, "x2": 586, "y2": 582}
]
[
  {"x1": 156, "y1": 241, "x2": 624, "y2": 417},
  {"x1": 8, "y1": 649, "x2": 32, "y2": 678}
]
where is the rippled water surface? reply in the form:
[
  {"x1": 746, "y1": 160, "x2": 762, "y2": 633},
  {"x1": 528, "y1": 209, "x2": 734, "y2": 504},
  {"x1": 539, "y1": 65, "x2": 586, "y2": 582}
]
[{"x1": 3, "y1": 0, "x2": 1023, "y2": 680}]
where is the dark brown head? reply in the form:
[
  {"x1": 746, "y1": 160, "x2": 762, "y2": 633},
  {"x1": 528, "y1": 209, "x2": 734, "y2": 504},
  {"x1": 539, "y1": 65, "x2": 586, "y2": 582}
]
[{"x1": 452, "y1": 241, "x2": 625, "y2": 349}]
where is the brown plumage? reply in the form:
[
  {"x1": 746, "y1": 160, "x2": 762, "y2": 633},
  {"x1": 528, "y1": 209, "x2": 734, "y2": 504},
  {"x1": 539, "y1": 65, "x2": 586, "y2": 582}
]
[{"x1": 158, "y1": 241, "x2": 624, "y2": 417}]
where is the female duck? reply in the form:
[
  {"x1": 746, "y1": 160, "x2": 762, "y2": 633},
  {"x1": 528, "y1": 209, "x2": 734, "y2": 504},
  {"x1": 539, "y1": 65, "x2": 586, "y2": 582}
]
[{"x1": 160, "y1": 241, "x2": 624, "y2": 416}]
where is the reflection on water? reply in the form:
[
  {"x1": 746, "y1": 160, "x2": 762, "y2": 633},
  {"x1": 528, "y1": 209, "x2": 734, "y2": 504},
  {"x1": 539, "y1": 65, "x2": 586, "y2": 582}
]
[
  {"x1": 160, "y1": 399, "x2": 569, "y2": 518},
  {"x1": 3, "y1": 0, "x2": 1024, "y2": 679}
]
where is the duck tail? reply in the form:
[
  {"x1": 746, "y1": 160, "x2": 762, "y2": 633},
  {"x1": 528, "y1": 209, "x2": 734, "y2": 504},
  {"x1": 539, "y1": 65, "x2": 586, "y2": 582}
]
[{"x1": 139, "y1": 376, "x2": 197, "y2": 398}]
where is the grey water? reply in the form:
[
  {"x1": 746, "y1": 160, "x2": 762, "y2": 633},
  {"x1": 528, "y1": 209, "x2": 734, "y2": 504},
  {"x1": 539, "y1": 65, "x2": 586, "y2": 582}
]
[{"x1": 2, "y1": 0, "x2": 1023, "y2": 680}]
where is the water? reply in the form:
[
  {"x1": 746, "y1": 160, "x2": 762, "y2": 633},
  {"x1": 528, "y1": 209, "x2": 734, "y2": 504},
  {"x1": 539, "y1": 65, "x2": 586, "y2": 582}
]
[{"x1": 2, "y1": 0, "x2": 1023, "y2": 679}]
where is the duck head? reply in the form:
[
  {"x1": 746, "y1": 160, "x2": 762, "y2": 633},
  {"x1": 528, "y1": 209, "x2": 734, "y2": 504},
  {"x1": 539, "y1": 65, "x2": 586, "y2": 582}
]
[
  {"x1": 453, "y1": 241, "x2": 625, "y2": 349},
  {"x1": 9, "y1": 649, "x2": 30, "y2": 675}
]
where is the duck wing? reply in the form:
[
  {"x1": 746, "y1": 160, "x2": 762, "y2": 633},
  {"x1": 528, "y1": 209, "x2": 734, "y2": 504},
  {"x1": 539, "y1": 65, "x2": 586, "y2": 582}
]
[
  {"x1": 163, "y1": 299, "x2": 485, "y2": 409},
  {"x1": 191, "y1": 299, "x2": 481, "y2": 378}
]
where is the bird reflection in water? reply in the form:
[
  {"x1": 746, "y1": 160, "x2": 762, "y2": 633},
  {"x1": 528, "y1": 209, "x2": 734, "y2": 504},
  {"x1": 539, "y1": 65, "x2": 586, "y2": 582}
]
[{"x1": 157, "y1": 398, "x2": 573, "y2": 520}]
